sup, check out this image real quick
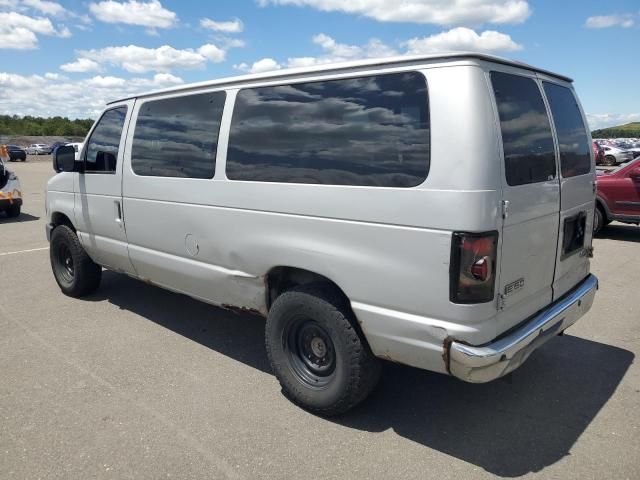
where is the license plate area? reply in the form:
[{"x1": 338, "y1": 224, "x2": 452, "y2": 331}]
[{"x1": 561, "y1": 212, "x2": 586, "y2": 259}]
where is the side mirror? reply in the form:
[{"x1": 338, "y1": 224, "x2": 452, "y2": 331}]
[
  {"x1": 53, "y1": 145, "x2": 79, "y2": 173},
  {"x1": 629, "y1": 167, "x2": 640, "y2": 181}
]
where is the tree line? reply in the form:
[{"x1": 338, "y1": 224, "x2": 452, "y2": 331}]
[
  {"x1": 591, "y1": 124, "x2": 640, "y2": 139},
  {"x1": 0, "y1": 115, "x2": 94, "y2": 137}
]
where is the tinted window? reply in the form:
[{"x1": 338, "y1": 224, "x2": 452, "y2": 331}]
[
  {"x1": 132, "y1": 92, "x2": 226, "y2": 178},
  {"x1": 543, "y1": 82, "x2": 591, "y2": 177},
  {"x1": 85, "y1": 107, "x2": 127, "y2": 173},
  {"x1": 227, "y1": 72, "x2": 430, "y2": 187},
  {"x1": 491, "y1": 72, "x2": 556, "y2": 186}
]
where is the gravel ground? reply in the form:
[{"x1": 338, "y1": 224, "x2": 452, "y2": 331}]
[{"x1": 1, "y1": 161, "x2": 639, "y2": 479}]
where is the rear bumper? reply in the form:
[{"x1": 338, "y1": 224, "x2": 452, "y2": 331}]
[{"x1": 448, "y1": 274, "x2": 598, "y2": 383}]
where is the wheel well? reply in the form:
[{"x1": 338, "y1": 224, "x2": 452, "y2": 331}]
[
  {"x1": 266, "y1": 266, "x2": 349, "y2": 310},
  {"x1": 50, "y1": 212, "x2": 75, "y2": 232}
]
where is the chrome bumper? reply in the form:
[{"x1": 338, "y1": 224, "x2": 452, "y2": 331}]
[{"x1": 448, "y1": 274, "x2": 598, "y2": 383}]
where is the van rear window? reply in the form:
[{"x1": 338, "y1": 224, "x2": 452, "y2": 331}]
[
  {"x1": 226, "y1": 72, "x2": 430, "y2": 187},
  {"x1": 543, "y1": 82, "x2": 591, "y2": 178},
  {"x1": 491, "y1": 72, "x2": 556, "y2": 186},
  {"x1": 132, "y1": 91, "x2": 226, "y2": 179}
]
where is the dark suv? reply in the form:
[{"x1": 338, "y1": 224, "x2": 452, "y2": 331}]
[{"x1": 6, "y1": 145, "x2": 26, "y2": 162}]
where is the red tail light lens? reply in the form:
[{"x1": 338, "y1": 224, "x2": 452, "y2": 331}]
[{"x1": 450, "y1": 231, "x2": 498, "y2": 304}]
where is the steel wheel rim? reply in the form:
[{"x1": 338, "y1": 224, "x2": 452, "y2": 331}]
[
  {"x1": 284, "y1": 318, "x2": 336, "y2": 388},
  {"x1": 54, "y1": 243, "x2": 74, "y2": 283}
]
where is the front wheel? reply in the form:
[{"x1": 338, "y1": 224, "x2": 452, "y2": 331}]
[
  {"x1": 266, "y1": 284, "x2": 381, "y2": 416},
  {"x1": 50, "y1": 225, "x2": 102, "y2": 297},
  {"x1": 594, "y1": 206, "x2": 606, "y2": 235},
  {"x1": 603, "y1": 155, "x2": 616, "y2": 166}
]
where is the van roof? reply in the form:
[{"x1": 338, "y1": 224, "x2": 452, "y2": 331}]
[{"x1": 108, "y1": 52, "x2": 573, "y2": 104}]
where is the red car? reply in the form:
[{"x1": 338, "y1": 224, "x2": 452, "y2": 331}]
[
  {"x1": 594, "y1": 158, "x2": 640, "y2": 233},
  {"x1": 592, "y1": 141, "x2": 604, "y2": 164}
]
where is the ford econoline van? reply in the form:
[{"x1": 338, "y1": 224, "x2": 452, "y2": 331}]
[{"x1": 47, "y1": 53, "x2": 598, "y2": 415}]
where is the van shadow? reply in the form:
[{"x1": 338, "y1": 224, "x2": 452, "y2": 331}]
[
  {"x1": 0, "y1": 212, "x2": 40, "y2": 223},
  {"x1": 91, "y1": 271, "x2": 633, "y2": 478},
  {"x1": 596, "y1": 223, "x2": 640, "y2": 243}
]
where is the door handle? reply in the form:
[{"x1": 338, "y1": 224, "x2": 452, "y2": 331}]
[{"x1": 114, "y1": 200, "x2": 123, "y2": 225}]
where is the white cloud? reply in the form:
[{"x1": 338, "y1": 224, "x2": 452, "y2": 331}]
[
  {"x1": 197, "y1": 43, "x2": 226, "y2": 62},
  {"x1": 587, "y1": 113, "x2": 640, "y2": 131},
  {"x1": 585, "y1": 14, "x2": 634, "y2": 29},
  {"x1": 0, "y1": 11, "x2": 71, "y2": 49},
  {"x1": 60, "y1": 58, "x2": 101, "y2": 73},
  {"x1": 89, "y1": 0, "x2": 177, "y2": 29},
  {"x1": 0, "y1": 11, "x2": 56, "y2": 34},
  {"x1": 44, "y1": 72, "x2": 65, "y2": 80},
  {"x1": 200, "y1": 17, "x2": 243, "y2": 33},
  {"x1": 405, "y1": 27, "x2": 522, "y2": 54},
  {"x1": 257, "y1": 0, "x2": 531, "y2": 26},
  {"x1": 235, "y1": 28, "x2": 520, "y2": 74},
  {"x1": 85, "y1": 75, "x2": 127, "y2": 88},
  {"x1": 243, "y1": 58, "x2": 282, "y2": 73},
  {"x1": 58, "y1": 25, "x2": 71, "y2": 37},
  {"x1": 0, "y1": 27, "x2": 38, "y2": 49},
  {"x1": 21, "y1": 0, "x2": 66, "y2": 16},
  {"x1": 70, "y1": 43, "x2": 231, "y2": 74},
  {"x1": 0, "y1": 71, "x2": 185, "y2": 118}
]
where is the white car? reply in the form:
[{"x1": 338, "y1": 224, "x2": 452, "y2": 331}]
[
  {"x1": 601, "y1": 145, "x2": 634, "y2": 165},
  {"x1": 26, "y1": 143, "x2": 51, "y2": 155},
  {"x1": 0, "y1": 158, "x2": 22, "y2": 217},
  {"x1": 46, "y1": 53, "x2": 598, "y2": 415}
]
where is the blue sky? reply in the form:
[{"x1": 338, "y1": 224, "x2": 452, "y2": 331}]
[{"x1": 0, "y1": 0, "x2": 638, "y2": 129}]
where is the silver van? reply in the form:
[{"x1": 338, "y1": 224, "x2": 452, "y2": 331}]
[{"x1": 47, "y1": 53, "x2": 598, "y2": 415}]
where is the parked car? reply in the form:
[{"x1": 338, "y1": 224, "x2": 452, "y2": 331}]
[
  {"x1": 0, "y1": 157, "x2": 22, "y2": 217},
  {"x1": 6, "y1": 145, "x2": 26, "y2": 162},
  {"x1": 46, "y1": 53, "x2": 598, "y2": 415},
  {"x1": 50, "y1": 142, "x2": 67, "y2": 153},
  {"x1": 601, "y1": 145, "x2": 634, "y2": 166},
  {"x1": 592, "y1": 141, "x2": 604, "y2": 164},
  {"x1": 26, "y1": 143, "x2": 52, "y2": 155},
  {"x1": 66, "y1": 142, "x2": 84, "y2": 161},
  {"x1": 594, "y1": 157, "x2": 640, "y2": 233},
  {"x1": 628, "y1": 144, "x2": 640, "y2": 159}
]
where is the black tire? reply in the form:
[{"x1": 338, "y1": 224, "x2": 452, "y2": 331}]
[
  {"x1": 594, "y1": 205, "x2": 606, "y2": 235},
  {"x1": 266, "y1": 284, "x2": 381, "y2": 416},
  {"x1": 5, "y1": 204, "x2": 20, "y2": 218},
  {"x1": 603, "y1": 155, "x2": 616, "y2": 166},
  {"x1": 50, "y1": 225, "x2": 102, "y2": 297}
]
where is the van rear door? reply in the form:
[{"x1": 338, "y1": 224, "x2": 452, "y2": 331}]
[
  {"x1": 490, "y1": 71, "x2": 560, "y2": 329},
  {"x1": 542, "y1": 81, "x2": 594, "y2": 299}
]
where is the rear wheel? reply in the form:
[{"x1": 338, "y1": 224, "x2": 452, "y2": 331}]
[
  {"x1": 603, "y1": 155, "x2": 616, "y2": 166},
  {"x1": 5, "y1": 204, "x2": 20, "y2": 218},
  {"x1": 50, "y1": 225, "x2": 102, "y2": 297},
  {"x1": 266, "y1": 284, "x2": 380, "y2": 416}
]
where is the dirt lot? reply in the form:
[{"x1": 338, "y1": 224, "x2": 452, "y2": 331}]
[{"x1": 1, "y1": 161, "x2": 639, "y2": 479}]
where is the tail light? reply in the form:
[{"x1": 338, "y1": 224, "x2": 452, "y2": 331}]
[{"x1": 450, "y1": 231, "x2": 498, "y2": 304}]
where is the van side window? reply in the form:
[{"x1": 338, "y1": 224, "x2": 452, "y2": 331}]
[
  {"x1": 227, "y1": 72, "x2": 430, "y2": 187},
  {"x1": 543, "y1": 82, "x2": 591, "y2": 178},
  {"x1": 132, "y1": 91, "x2": 226, "y2": 179},
  {"x1": 491, "y1": 72, "x2": 556, "y2": 186},
  {"x1": 85, "y1": 107, "x2": 127, "y2": 173}
]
